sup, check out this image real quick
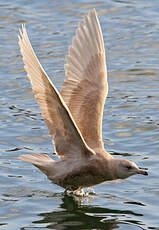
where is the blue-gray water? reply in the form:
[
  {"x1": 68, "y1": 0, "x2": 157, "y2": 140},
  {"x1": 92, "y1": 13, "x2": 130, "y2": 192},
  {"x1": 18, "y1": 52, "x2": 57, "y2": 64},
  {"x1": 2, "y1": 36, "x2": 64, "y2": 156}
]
[{"x1": 0, "y1": 0, "x2": 159, "y2": 229}]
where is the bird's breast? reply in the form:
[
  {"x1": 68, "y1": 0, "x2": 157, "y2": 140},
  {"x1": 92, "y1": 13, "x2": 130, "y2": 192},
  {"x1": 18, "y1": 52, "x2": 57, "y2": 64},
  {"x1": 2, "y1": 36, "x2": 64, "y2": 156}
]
[{"x1": 54, "y1": 156, "x2": 112, "y2": 190}]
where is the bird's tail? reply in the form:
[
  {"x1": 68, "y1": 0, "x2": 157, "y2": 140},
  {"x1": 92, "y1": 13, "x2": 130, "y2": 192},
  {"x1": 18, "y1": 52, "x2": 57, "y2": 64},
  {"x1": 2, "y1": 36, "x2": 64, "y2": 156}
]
[{"x1": 18, "y1": 153, "x2": 55, "y2": 175}]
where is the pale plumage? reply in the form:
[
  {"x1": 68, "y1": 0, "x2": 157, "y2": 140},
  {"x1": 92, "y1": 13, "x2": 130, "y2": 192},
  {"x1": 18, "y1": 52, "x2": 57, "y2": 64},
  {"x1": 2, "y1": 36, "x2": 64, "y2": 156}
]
[
  {"x1": 61, "y1": 10, "x2": 107, "y2": 150},
  {"x1": 18, "y1": 24, "x2": 93, "y2": 159},
  {"x1": 18, "y1": 9, "x2": 148, "y2": 194}
]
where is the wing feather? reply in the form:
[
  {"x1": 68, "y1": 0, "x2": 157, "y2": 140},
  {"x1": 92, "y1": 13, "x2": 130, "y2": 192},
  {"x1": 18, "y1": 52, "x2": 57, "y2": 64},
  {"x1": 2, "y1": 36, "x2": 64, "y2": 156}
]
[
  {"x1": 18, "y1": 25, "x2": 94, "y2": 159},
  {"x1": 61, "y1": 9, "x2": 108, "y2": 151}
]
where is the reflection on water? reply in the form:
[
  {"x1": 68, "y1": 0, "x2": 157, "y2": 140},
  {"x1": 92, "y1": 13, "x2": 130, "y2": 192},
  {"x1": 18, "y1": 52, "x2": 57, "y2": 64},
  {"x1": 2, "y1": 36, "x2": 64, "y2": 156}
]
[
  {"x1": 1, "y1": 0, "x2": 159, "y2": 229},
  {"x1": 33, "y1": 195, "x2": 144, "y2": 230}
]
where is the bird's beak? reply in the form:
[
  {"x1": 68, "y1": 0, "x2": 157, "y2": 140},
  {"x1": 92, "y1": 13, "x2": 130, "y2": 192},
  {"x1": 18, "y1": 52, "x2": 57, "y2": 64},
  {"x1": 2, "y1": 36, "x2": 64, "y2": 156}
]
[{"x1": 137, "y1": 167, "x2": 148, "y2": 176}]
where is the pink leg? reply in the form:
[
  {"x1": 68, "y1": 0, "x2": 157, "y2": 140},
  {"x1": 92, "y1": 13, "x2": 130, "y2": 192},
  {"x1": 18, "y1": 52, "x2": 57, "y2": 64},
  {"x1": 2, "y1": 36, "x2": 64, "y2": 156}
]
[{"x1": 64, "y1": 188, "x2": 69, "y2": 195}]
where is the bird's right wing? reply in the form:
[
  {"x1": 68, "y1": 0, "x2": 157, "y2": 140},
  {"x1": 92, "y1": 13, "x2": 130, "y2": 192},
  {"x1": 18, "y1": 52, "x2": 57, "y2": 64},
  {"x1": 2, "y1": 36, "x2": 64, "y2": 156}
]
[{"x1": 18, "y1": 25, "x2": 95, "y2": 159}]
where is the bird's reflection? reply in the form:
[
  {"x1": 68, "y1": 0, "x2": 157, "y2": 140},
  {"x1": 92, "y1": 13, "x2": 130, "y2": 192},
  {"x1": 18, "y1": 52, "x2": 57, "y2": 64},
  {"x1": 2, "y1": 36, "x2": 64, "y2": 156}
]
[{"x1": 32, "y1": 194, "x2": 143, "y2": 230}]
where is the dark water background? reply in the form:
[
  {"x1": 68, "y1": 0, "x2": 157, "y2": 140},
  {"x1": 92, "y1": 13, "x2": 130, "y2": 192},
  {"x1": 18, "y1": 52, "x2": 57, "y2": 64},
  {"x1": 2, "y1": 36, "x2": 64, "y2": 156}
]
[{"x1": 0, "y1": 0, "x2": 159, "y2": 229}]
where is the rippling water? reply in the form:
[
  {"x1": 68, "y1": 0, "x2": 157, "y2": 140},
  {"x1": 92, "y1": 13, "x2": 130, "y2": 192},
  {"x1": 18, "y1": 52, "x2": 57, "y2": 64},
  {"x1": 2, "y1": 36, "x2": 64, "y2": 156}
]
[{"x1": 1, "y1": 0, "x2": 159, "y2": 229}]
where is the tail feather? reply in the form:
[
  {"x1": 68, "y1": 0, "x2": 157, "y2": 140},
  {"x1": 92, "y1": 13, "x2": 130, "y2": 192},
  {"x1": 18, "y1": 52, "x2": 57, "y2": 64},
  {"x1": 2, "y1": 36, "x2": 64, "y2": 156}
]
[
  {"x1": 19, "y1": 153, "x2": 54, "y2": 165},
  {"x1": 18, "y1": 153, "x2": 55, "y2": 175}
]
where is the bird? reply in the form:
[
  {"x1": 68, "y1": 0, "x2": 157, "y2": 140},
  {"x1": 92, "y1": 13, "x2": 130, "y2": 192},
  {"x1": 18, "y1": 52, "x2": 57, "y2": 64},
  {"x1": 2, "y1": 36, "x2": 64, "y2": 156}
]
[{"x1": 18, "y1": 9, "x2": 148, "y2": 195}]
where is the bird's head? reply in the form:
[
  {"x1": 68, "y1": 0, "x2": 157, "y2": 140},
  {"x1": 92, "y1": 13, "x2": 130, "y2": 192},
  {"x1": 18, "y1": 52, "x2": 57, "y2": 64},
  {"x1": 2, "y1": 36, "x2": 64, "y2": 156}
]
[{"x1": 113, "y1": 158, "x2": 148, "y2": 180}]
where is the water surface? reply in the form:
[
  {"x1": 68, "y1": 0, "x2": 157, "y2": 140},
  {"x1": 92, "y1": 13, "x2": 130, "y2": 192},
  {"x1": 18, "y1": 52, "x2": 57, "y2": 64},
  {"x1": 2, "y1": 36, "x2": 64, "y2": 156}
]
[{"x1": 0, "y1": 0, "x2": 159, "y2": 229}]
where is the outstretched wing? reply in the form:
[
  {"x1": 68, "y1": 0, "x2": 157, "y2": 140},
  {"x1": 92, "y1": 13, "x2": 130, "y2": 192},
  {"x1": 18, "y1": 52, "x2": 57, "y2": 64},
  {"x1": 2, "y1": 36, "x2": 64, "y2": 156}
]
[
  {"x1": 18, "y1": 25, "x2": 94, "y2": 159},
  {"x1": 61, "y1": 9, "x2": 108, "y2": 151}
]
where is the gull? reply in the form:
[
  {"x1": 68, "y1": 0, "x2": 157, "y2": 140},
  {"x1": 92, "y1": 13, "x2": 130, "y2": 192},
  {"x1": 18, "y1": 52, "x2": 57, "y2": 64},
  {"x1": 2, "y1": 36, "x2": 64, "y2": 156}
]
[{"x1": 18, "y1": 9, "x2": 148, "y2": 195}]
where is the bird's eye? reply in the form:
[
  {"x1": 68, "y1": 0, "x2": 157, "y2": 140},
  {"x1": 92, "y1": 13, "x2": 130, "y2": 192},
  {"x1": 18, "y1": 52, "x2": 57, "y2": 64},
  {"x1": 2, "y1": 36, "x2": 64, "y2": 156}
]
[{"x1": 126, "y1": 165, "x2": 132, "y2": 170}]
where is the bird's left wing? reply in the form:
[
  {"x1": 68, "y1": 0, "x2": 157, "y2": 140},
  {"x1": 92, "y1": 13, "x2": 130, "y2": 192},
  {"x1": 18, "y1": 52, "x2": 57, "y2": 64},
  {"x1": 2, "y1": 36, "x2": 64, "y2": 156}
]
[
  {"x1": 18, "y1": 25, "x2": 94, "y2": 159},
  {"x1": 61, "y1": 9, "x2": 108, "y2": 151}
]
